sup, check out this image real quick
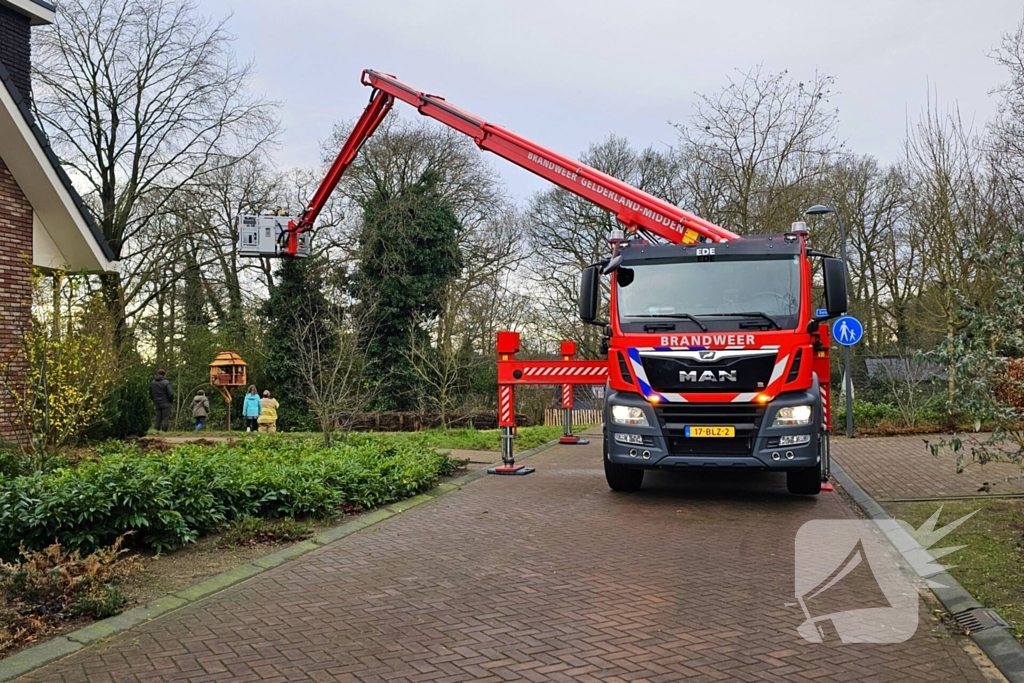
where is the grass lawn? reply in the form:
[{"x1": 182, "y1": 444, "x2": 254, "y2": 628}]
[
  {"x1": 150, "y1": 424, "x2": 596, "y2": 451},
  {"x1": 365, "y1": 425, "x2": 592, "y2": 451},
  {"x1": 884, "y1": 499, "x2": 1024, "y2": 644}
]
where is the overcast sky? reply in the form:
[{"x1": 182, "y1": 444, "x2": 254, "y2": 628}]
[{"x1": 201, "y1": 0, "x2": 1024, "y2": 204}]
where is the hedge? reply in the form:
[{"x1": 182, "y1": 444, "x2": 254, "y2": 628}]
[{"x1": 0, "y1": 436, "x2": 457, "y2": 555}]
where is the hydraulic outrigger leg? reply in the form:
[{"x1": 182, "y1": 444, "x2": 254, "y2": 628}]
[
  {"x1": 488, "y1": 425, "x2": 534, "y2": 476},
  {"x1": 557, "y1": 341, "x2": 589, "y2": 445},
  {"x1": 489, "y1": 355, "x2": 534, "y2": 475},
  {"x1": 821, "y1": 430, "x2": 834, "y2": 491}
]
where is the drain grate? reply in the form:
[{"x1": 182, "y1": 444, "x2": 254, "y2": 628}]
[{"x1": 952, "y1": 608, "x2": 1011, "y2": 632}]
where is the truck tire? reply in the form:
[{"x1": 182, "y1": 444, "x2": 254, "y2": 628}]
[
  {"x1": 604, "y1": 456, "x2": 644, "y2": 491},
  {"x1": 786, "y1": 466, "x2": 822, "y2": 495}
]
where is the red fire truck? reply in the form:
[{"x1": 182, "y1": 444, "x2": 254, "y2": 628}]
[{"x1": 244, "y1": 70, "x2": 848, "y2": 495}]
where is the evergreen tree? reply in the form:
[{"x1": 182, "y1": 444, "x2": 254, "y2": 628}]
[
  {"x1": 260, "y1": 257, "x2": 334, "y2": 430},
  {"x1": 353, "y1": 171, "x2": 464, "y2": 411}
]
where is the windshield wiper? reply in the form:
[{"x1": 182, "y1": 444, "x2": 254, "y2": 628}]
[
  {"x1": 626, "y1": 314, "x2": 708, "y2": 332},
  {"x1": 700, "y1": 312, "x2": 781, "y2": 329}
]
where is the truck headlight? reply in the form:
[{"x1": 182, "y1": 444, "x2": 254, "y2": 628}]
[
  {"x1": 611, "y1": 405, "x2": 649, "y2": 426},
  {"x1": 773, "y1": 405, "x2": 812, "y2": 427}
]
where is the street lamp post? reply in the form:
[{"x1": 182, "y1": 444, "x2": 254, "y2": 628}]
[{"x1": 805, "y1": 204, "x2": 855, "y2": 439}]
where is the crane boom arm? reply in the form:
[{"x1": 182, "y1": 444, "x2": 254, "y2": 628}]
[{"x1": 288, "y1": 69, "x2": 738, "y2": 255}]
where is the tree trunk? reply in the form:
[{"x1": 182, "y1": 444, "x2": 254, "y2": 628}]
[
  {"x1": 100, "y1": 271, "x2": 129, "y2": 349},
  {"x1": 155, "y1": 289, "x2": 166, "y2": 364},
  {"x1": 946, "y1": 320, "x2": 957, "y2": 430}
]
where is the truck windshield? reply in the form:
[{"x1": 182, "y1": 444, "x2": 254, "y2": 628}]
[{"x1": 617, "y1": 256, "x2": 801, "y2": 330}]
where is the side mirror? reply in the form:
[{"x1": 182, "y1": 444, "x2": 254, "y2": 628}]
[
  {"x1": 822, "y1": 257, "x2": 848, "y2": 317},
  {"x1": 579, "y1": 265, "x2": 601, "y2": 324}
]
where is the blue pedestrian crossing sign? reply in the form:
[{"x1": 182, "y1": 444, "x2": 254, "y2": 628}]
[{"x1": 832, "y1": 315, "x2": 863, "y2": 346}]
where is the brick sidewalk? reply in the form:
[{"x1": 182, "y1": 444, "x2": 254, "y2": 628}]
[
  {"x1": 832, "y1": 435, "x2": 1024, "y2": 501},
  {"x1": 21, "y1": 441, "x2": 988, "y2": 682}
]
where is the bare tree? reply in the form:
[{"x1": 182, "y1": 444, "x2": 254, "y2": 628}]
[
  {"x1": 870, "y1": 351, "x2": 941, "y2": 428},
  {"x1": 673, "y1": 65, "x2": 840, "y2": 234},
  {"x1": 903, "y1": 95, "x2": 1000, "y2": 414},
  {"x1": 525, "y1": 135, "x2": 680, "y2": 355},
  {"x1": 991, "y1": 14, "x2": 1024, "y2": 191},
  {"x1": 189, "y1": 155, "x2": 284, "y2": 328},
  {"x1": 290, "y1": 298, "x2": 372, "y2": 447},
  {"x1": 32, "y1": 0, "x2": 279, "y2": 336},
  {"x1": 326, "y1": 115, "x2": 502, "y2": 223},
  {"x1": 812, "y1": 155, "x2": 916, "y2": 349},
  {"x1": 407, "y1": 331, "x2": 471, "y2": 427}
]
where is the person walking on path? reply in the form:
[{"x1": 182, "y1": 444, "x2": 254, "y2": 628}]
[
  {"x1": 149, "y1": 369, "x2": 174, "y2": 432},
  {"x1": 243, "y1": 386, "x2": 261, "y2": 432},
  {"x1": 258, "y1": 390, "x2": 279, "y2": 433},
  {"x1": 191, "y1": 390, "x2": 211, "y2": 431}
]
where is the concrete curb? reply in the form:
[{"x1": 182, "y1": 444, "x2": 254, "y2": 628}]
[
  {"x1": 831, "y1": 459, "x2": 1024, "y2": 682},
  {"x1": 0, "y1": 439, "x2": 562, "y2": 682}
]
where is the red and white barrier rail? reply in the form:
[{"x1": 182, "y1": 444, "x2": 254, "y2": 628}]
[{"x1": 492, "y1": 333, "x2": 606, "y2": 474}]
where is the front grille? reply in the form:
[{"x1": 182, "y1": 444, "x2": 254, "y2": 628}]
[
  {"x1": 641, "y1": 353, "x2": 776, "y2": 393},
  {"x1": 655, "y1": 404, "x2": 766, "y2": 456}
]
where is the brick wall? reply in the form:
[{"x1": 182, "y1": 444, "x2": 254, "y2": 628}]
[
  {"x1": 0, "y1": 5, "x2": 31, "y2": 103},
  {"x1": 0, "y1": 157, "x2": 33, "y2": 444}
]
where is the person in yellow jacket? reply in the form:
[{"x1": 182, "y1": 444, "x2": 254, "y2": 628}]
[{"x1": 257, "y1": 390, "x2": 280, "y2": 433}]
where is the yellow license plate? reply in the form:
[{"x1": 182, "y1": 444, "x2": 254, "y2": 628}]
[{"x1": 685, "y1": 426, "x2": 735, "y2": 438}]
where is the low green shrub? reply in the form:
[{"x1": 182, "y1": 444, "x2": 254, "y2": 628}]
[
  {"x1": 0, "y1": 436, "x2": 455, "y2": 555},
  {"x1": 0, "y1": 443, "x2": 23, "y2": 480},
  {"x1": 918, "y1": 396, "x2": 952, "y2": 425},
  {"x1": 834, "y1": 400, "x2": 900, "y2": 428}
]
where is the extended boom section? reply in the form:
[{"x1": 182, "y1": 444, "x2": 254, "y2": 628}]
[{"x1": 258, "y1": 70, "x2": 739, "y2": 258}]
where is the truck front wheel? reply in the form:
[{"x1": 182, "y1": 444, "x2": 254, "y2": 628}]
[
  {"x1": 786, "y1": 466, "x2": 822, "y2": 495},
  {"x1": 604, "y1": 456, "x2": 644, "y2": 491}
]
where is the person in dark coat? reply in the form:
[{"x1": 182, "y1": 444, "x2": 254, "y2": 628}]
[{"x1": 149, "y1": 369, "x2": 174, "y2": 431}]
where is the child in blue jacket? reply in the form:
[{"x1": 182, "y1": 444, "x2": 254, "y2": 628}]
[{"x1": 243, "y1": 385, "x2": 261, "y2": 432}]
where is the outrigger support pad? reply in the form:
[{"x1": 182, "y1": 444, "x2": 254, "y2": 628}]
[
  {"x1": 488, "y1": 464, "x2": 535, "y2": 475},
  {"x1": 488, "y1": 426, "x2": 535, "y2": 475},
  {"x1": 559, "y1": 407, "x2": 589, "y2": 445}
]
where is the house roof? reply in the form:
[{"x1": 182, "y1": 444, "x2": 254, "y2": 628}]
[
  {"x1": 0, "y1": 0, "x2": 55, "y2": 25},
  {"x1": 0, "y1": 60, "x2": 115, "y2": 269}
]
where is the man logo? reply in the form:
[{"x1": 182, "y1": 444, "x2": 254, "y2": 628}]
[
  {"x1": 698, "y1": 351, "x2": 717, "y2": 360},
  {"x1": 679, "y1": 370, "x2": 737, "y2": 382}
]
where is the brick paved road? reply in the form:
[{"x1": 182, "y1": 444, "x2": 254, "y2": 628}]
[
  {"x1": 833, "y1": 435, "x2": 1024, "y2": 501},
  {"x1": 22, "y1": 441, "x2": 988, "y2": 682}
]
